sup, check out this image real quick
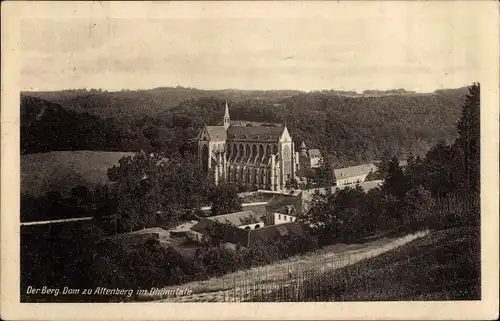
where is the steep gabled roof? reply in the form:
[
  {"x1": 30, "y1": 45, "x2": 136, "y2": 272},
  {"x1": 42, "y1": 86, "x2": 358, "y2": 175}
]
[
  {"x1": 205, "y1": 126, "x2": 227, "y2": 141},
  {"x1": 227, "y1": 125, "x2": 284, "y2": 142}
]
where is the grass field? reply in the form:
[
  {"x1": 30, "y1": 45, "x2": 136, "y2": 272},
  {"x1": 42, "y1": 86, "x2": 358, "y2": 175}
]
[
  {"x1": 306, "y1": 226, "x2": 480, "y2": 301},
  {"x1": 21, "y1": 151, "x2": 135, "y2": 196},
  {"x1": 264, "y1": 226, "x2": 480, "y2": 301}
]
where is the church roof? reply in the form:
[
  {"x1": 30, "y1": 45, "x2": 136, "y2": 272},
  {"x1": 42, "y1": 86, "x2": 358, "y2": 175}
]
[
  {"x1": 205, "y1": 126, "x2": 227, "y2": 141},
  {"x1": 227, "y1": 125, "x2": 284, "y2": 142}
]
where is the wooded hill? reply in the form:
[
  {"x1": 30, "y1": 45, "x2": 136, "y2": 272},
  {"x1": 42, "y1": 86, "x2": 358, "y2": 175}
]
[
  {"x1": 21, "y1": 86, "x2": 470, "y2": 167},
  {"x1": 23, "y1": 87, "x2": 303, "y2": 120}
]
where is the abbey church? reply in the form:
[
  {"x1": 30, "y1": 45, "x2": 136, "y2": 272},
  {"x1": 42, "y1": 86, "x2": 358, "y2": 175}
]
[{"x1": 197, "y1": 102, "x2": 321, "y2": 191}]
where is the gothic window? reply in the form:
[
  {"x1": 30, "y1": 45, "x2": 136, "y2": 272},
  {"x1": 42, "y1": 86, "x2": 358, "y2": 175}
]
[
  {"x1": 273, "y1": 144, "x2": 278, "y2": 155},
  {"x1": 283, "y1": 145, "x2": 291, "y2": 175},
  {"x1": 201, "y1": 145, "x2": 209, "y2": 173},
  {"x1": 247, "y1": 168, "x2": 251, "y2": 182},
  {"x1": 259, "y1": 145, "x2": 264, "y2": 159},
  {"x1": 246, "y1": 144, "x2": 251, "y2": 157},
  {"x1": 241, "y1": 167, "x2": 245, "y2": 182},
  {"x1": 252, "y1": 145, "x2": 257, "y2": 158},
  {"x1": 254, "y1": 169, "x2": 258, "y2": 182},
  {"x1": 227, "y1": 144, "x2": 232, "y2": 156},
  {"x1": 266, "y1": 145, "x2": 271, "y2": 157},
  {"x1": 239, "y1": 144, "x2": 244, "y2": 157}
]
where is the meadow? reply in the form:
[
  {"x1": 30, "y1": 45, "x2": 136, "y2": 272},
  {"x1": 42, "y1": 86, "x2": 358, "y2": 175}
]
[{"x1": 21, "y1": 151, "x2": 134, "y2": 196}]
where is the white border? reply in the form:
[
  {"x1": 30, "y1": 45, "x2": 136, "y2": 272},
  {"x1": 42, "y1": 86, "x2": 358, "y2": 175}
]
[{"x1": 1, "y1": 1, "x2": 498, "y2": 320}]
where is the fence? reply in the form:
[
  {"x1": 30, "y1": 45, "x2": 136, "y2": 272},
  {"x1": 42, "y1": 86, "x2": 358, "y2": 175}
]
[{"x1": 148, "y1": 230, "x2": 428, "y2": 302}]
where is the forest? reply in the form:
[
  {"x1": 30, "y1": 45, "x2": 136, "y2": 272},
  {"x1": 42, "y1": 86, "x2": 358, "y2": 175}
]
[{"x1": 21, "y1": 86, "x2": 469, "y2": 167}]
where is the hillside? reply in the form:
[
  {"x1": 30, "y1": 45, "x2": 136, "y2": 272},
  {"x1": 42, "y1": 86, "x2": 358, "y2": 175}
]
[
  {"x1": 22, "y1": 87, "x2": 304, "y2": 119},
  {"x1": 20, "y1": 95, "x2": 140, "y2": 154},
  {"x1": 21, "y1": 151, "x2": 135, "y2": 196},
  {"x1": 293, "y1": 227, "x2": 480, "y2": 301},
  {"x1": 164, "y1": 87, "x2": 469, "y2": 165},
  {"x1": 21, "y1": 86, "x2": 471, "y2": 166}
]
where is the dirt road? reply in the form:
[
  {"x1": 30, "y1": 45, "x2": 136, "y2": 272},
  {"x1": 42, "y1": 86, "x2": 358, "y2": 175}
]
[{"x1": 137, "y1": 230, "x2": 428, "y2": 302}]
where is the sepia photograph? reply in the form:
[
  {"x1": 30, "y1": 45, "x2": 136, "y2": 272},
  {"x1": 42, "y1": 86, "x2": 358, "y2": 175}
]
[{"x1": 1, "y1": 1, "x2": 499, "y2": 320}]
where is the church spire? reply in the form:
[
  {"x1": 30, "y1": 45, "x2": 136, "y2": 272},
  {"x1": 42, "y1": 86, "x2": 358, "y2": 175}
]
[{"x1": 223, "y1": 100, "x2": 230, "y2": 131}]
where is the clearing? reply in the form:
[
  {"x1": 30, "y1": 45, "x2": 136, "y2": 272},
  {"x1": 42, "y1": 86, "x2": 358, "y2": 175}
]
[{"x1": 21, "y1": 150, "x2": 135, "y2": 196}]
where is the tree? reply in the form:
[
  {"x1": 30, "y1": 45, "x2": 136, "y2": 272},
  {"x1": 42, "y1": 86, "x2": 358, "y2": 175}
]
[
  {"x1": 208, "y1": 182, "x2": 242, "y2": 216},
  {"x1": 296, "y1": 190, "x2": 341, "y2": 245},
  {"x1": 455, "y1": 83, "x2": 480, "y2": 194},
  {"x1": 313, "y1": 157, "x2": 335, "y2": 188},
  {"x1": 107, "y1": 151, "x2": 212, "y2": 232},
  {"x1": 70, "y1": 185, "x2": 91, "y2": 206},
  {"x1": 201, "y1": 223, "x2": 226, "y2": 248},
  {"x1": 402, "y1": 185, "x2": 434, "y2": 230},
  {"x1": 378, "y1": 193, "x2": 400, "y2": 232},
  {"x1": 420, "y1": 142, "x2": 457, "y2": 196},
  {"x1": 381, "y1": 156, "x2": 406, "y2": 201}
]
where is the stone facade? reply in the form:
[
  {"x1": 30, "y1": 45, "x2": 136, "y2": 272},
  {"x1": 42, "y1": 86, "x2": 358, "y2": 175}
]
[{"x1": 197, "y1": 102, "x2": 300, "y2": 191}]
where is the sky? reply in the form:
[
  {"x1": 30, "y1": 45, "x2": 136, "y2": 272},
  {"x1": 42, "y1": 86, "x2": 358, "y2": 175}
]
[{"x1": 19, "y1": 1, "x2": 486, "y2": 92}]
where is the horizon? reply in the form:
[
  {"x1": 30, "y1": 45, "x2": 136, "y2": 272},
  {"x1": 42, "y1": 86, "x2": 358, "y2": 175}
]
[
  {"x1": 21, "y1": 84, "x2": 472, "y2": 95},
  {"x1": 20, "y1": 2, "x2": 483, "y2": 93}
]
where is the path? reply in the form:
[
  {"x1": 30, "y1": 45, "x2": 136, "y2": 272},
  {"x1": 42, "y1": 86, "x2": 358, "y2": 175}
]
[{"x1": 139, "y1": 230, "x2": 429, "y2": 302}]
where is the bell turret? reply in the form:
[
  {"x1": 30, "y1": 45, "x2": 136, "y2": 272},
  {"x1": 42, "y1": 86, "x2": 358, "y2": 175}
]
[{"x1": 299, "y1": 141, "x2": 308, "y2": 156}]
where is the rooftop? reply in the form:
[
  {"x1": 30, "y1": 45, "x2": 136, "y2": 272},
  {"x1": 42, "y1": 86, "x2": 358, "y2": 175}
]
[
  {"x1": 249, "y1": 222, "x2": 306, "y2": 244},
  {"x1": 205, "y1": 126, "x2": 227, "y2": 141},
  {"x1": 266, "y1": 191, "x2": 313, "y2": 216},
  {"x1": 308, "y1": 148, "x2": 322, "y2": 158},
  {"x1": 334, "y1": 163, "x2": 378, "y2": 179},
  {"x1": 207, "y1": 210, "x2": 262, "y2": 226},
  {"x1": 227, "y1": 125, "x2": 285, "y2": 142},
  {"x1": 333, "y1": 180, "x2": 384, "y2": 193}
]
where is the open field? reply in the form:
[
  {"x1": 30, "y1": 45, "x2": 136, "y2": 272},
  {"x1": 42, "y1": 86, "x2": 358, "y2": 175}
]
[
  {"x1": 21, "y1": 151, "x2": 135, "y2": 196},
  {"x1": 135, "y1": 230, "x2": 428, "y2": 302}
]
